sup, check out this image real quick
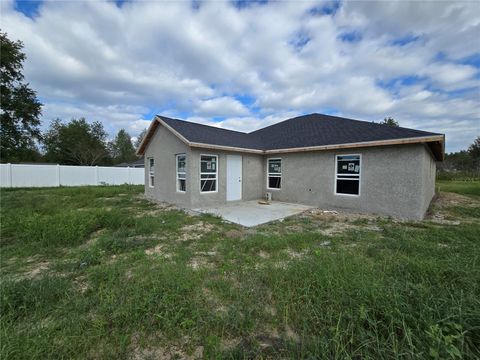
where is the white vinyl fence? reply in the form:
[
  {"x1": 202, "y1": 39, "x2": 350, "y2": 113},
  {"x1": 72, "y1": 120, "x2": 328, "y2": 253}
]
[{"x1": 0, "y1": 163, "x2": 144, "y2": 188}]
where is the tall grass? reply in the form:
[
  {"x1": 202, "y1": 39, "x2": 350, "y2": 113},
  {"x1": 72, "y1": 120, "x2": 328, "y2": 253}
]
[{"x1": 1, "y1": 184, "x2": 479, "y2": 359}]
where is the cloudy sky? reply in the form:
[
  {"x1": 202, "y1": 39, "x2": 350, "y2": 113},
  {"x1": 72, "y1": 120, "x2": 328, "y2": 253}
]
[{"x1": 1, "y1": 0, "x2": 479, "y2": 152}]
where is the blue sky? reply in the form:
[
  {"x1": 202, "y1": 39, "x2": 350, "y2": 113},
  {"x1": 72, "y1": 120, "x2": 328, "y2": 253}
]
[{"x1": 3, "y1": 0, "x2": 479, "y2": 152}]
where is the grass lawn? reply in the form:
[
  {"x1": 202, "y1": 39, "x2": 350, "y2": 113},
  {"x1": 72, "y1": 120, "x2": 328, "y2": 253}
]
[{"x1": 1, "y1": 182, "x2": 479, "y2": 359}]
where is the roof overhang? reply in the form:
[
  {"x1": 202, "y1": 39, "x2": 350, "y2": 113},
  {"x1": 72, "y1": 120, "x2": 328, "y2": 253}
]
[
  {"x1": 137, "y1": 116, "x2": 444, "y2": 161},
  {"x1": 265, "y1": 135, "x2": 445, "y2": 161}
]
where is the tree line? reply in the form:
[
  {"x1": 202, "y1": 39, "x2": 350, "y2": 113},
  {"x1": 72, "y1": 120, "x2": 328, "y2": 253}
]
[
  {"x1": 1, "y1": 31, "x2": 146, "y2": 165},
  {"x1": 41, "y1": 118, "x2": 147, "y2": 166},
  {"x1": 438, "y1": 137, "x2": 480, "y2": 180}
]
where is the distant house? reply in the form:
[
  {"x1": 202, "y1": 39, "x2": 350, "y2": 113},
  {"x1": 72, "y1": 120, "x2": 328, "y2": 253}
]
[
  {"x1": 137, "y1": 113, "x2": 444, "y2": 219},
  {"x1": 114, "y1": 157, "x2": 145, "y2": 168}
]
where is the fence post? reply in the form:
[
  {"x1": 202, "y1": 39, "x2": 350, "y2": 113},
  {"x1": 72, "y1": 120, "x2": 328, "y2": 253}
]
[
  {"x1": 95, "y1": 166, "x2": 99, "y2": 185},
  {"x1": 127, "y1": 166, "x2": 131, "y2": 184},
  {"x1": 7, "y1": 163, "x2": 12, "y2": 188},
  {"x1": 56, "y1": 164, "x2": 61, "y2": 187}
]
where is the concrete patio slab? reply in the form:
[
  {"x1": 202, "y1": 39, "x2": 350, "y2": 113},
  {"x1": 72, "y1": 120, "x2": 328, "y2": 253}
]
[{"x1": 193, "y1": 200, "x2": 313, "y2": 227}]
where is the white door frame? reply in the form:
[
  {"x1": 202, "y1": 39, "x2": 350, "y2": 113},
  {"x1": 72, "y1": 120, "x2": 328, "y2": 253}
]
[{"x1": 226, "y1": 155, "x2": 242, "y2": 201}]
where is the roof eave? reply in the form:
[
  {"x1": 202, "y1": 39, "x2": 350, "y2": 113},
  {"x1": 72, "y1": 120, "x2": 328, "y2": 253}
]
[{"x1": 264, "y1": 135, "x2": 445, "y2": 160}]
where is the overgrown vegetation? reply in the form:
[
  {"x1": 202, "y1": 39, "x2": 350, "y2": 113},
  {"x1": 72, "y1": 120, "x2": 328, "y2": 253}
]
[
  {"x1": 438, "y1": 137, "x2": 480, "y2": 180},
  {"x1": 1, "y1": 183, "x2": 479, "y2": 359}
]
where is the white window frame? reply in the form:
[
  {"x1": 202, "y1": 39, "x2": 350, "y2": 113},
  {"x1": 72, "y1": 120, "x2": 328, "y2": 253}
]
[
  {"x1": 148, "y1": 157, "x2": 155, "y2": 188},
  {"x1": 267, "y1": 158, "x2": 282, "y2": 190},
  {"x1": 334, "y1": 154, "x2": 361, "y2": 197},
  {"x1": 176, "y1": 154, "x2": 186, "y2": 193},
  {"x1": 200, "y1": 154, "x2": 218, "y2": 194}
]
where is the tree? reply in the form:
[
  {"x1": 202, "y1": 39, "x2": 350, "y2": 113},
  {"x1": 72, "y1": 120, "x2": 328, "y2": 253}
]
[
  {"x1": 111, "y1": 129, "x2": 137, "y2": 164},
  {"x1": 0, "y1": 32, "x2": 43, "y2": 162},
  {"x1": 468, "y1": 136, "x2": 480, "y2": 170},
  {"x1": 380, "y1": 117, "x2": 399, "y2": 127},
  {"x1": 134, "y1": 128, "x2": 147, "y2": 149},
  {"x1": 43, "y1": 118, "x2": 111, "y2": 165}
]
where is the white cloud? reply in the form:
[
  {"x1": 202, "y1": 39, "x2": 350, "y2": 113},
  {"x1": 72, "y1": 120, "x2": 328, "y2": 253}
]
[
  {"x1": 1, "y1": 0, "x2": 479, "y2": 152},
  {"x1": 195, "y1": 97, "x2": 250, "y2": 117}
]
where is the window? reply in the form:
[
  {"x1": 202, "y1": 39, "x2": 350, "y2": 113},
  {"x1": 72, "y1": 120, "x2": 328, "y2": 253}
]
[
  {"x1": 200, "y1": 155, "x2": 217, "y2": 193},
  {"x1": 148, "y1": 158, "x2": 155, "y2": 187},
  {"x1": 267, "y1": 158, "x2": 281, "y2": 189},
  {"x1": 335, "y1": 154, "x2": 360, "y2": 196},
  {"x1": 176, "y1": 154, "x2": 186, "y2": 192}
]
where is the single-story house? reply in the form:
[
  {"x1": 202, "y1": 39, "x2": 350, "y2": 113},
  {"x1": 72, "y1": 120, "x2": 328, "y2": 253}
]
[
  {"x1": 136, "y1": 113, "x2": 444, "y2": 219},
  {"x1": 114, "y1": 157, "x2": 145, "y2": 168}
]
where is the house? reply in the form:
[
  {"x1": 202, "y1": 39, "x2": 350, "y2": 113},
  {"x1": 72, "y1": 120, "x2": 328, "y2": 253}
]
[
  {"x1": 136, "y1": 113, "x2": 444, "y2": 219},
  {"x1": 114, "y1": 157, "x2": 145, "y2": 168}
]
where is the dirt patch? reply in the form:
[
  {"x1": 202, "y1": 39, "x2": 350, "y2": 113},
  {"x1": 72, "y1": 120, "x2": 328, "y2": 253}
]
[
  {"x1": 305, "y1": 208, "x2": 381, "y2": 222},
  {"x1": 284, "y1": 325, "x2": 299, "y2": 342},
  {"x1": 74, "y1": 276, "x2": 89, "y2": 294},
  {"x1": 129, "y1": 333, "x2": 203, "y2": 360},
  {"x1": 195, "y1": 251, "x2": 217, "y2": 256},
  {"x1": 221, "y1": 337, "x2": 242, "y2": 351},
  {"x1": 85, "y1": 229, "x2": 106, "y2": 247},
  {"x1": 145, "y1": 245, "x2": 162, "y2": 255},
  {"x1": 188, "y1": 257, "x2": 214, "y2": 271},
  {"x1": 427, "y1": 192, "x2": 478, "y2": 222},
  {"x1": 144, "y1": 244, "x2": 172, "y2": 258},
  {"x1": 265, "y1": 304, "x2": 277, "y2": 316},
  {"x1": 133, "y1": 200, "x2": 179, "y2": 218},
  {"x1": 318, "y1": 223, "x2": 356, "y2": 236},
  {"x1": 179, "y1": 221, "x2": 215, "y2": 241},
  {"x1": 202, "y1": 287, "x2": 227, "y2": 314},
  {"x1": 125, "y1": 269, "x2": 133, "y2": 280},
  {"x1": 225, "y1": 229, "x2": 243, "y2": 239},
  {"x1": 22, "y1": 261, "x2": 50, "y2": 279},
  {"x1": 258, "y1": 251, "x2": 270, "y2": 259},
  {"x1": 430, "y1": 214, "x2": 461, "y2": 225},
  {"x1": 284, "y1": 224, "x2": 304, "y2": 233},
  {"x1": 285, "y1": 249, "x2": 308, "y2": 259},
  {"x1": 434, "y1": 192, "x2": 478, "y2": 208}
]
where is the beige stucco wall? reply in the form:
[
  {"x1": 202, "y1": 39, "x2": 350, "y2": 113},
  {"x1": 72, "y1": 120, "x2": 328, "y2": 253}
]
[
  {"x1": 143, "y1": 124, "x2": 191, "y2": 208},
  {"x1": 419, "y1": 145, "x2": 437, "y2": 216},
  {"x1": 188, "y1": 149, "x2": 264, "y2": 208},
  {"x1": 143, "y1": 124, "x2": 263, "y2": 208},
  {"x1": 142, "y1": 125, "x2": 437, "y2": 219},
  {"x1": 264, "y1": 144, "x2": 433, "y2": 219}
]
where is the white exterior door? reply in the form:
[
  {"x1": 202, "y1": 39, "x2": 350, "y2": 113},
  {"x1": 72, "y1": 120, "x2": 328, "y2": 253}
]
[{"x1": 226, "y1": 155, "x2": 242, "y2": 201}]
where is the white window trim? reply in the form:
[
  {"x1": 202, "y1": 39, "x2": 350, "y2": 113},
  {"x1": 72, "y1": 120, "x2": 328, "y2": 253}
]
[
  {"x1": 334, "y1": 154, "x2": 361, "y2": 197},
  {"x1": 176, "y1": 154, "x2": 186, "y2": 193},
  {"x1": 148, "y1": 157, "x2": 155, "y2": 188},
  {"x1": 267, "y1": 158, "x2": 282, "y2": 190},
  {"x1": 200, "y1": 154, "x2": 218, "y2": 194}
]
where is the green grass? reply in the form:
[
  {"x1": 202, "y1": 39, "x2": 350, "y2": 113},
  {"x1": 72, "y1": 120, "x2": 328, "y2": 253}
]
[
  {"x1": 1, "y1": 183, "x2": 479, "y2": 359},
  {"x1": 437, "y1": 180, "x2": 480, "y2": 196}
]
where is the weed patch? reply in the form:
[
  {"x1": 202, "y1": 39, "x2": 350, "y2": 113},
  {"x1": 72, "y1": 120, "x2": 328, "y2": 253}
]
[{"x1": 1, "y1": 184, "x2": 479, "y2": 359}]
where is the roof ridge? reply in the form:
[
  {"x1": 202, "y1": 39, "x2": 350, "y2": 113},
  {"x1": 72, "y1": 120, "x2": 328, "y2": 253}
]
[
  {"x1": 247, "y1": 114, "x2": 313, "y2": 135},
  {"x1": 314, "y1": 113, "x2": 440, "y2": 136}
]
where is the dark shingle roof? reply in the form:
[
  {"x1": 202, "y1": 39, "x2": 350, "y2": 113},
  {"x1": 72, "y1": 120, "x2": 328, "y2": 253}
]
[
  {"x1": 249, "y1": 113, "x2": 441, "y2": 150},
  {"x1": 159, "y1": 117, "x2": 262, "y2": 149},
  {"x1": 160, "y1": 113, "x2": 442, "y2": 151}
]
